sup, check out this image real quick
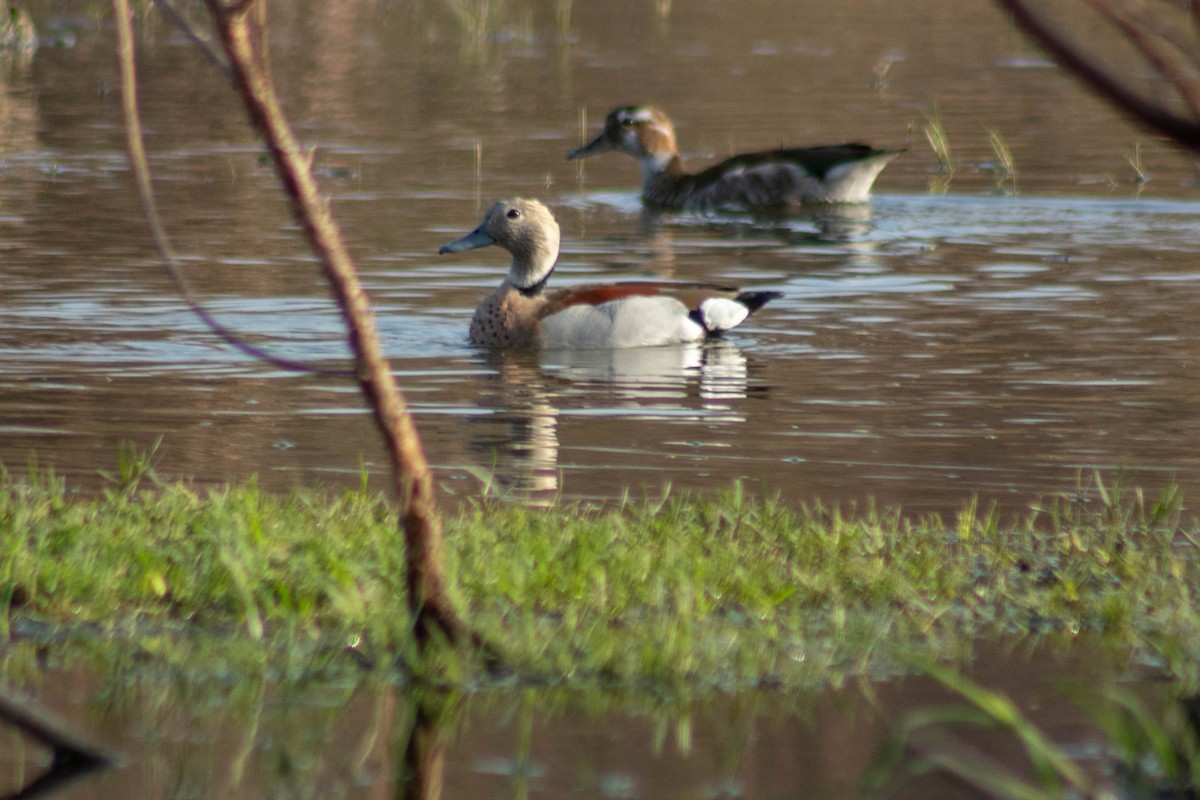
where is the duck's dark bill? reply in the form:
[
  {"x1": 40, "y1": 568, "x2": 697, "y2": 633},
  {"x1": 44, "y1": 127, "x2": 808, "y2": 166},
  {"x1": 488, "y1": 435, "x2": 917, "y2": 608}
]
[
  {"x1": 566, "y1": 132, "x2": 612, "y2": 161},
  {"x1": 438, "y1": 227, "x2": 496, "y2": 254}
]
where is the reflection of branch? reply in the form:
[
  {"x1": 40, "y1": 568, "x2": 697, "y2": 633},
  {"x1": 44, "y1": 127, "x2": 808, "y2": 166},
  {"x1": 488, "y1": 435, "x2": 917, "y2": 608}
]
[
  {"x1": 0, "y1": 694, "x2": 113, "y2": 764},
  {"x1": 114, "y1": 0, "x2": 347, "y2": 376},
  {"x1": 399, "y1": 694, "x2": 450, "y2": 800},
  {"x1": 996, "y1": 0, "x2": 1200, "y2": 150},
  {"x1": 0, "y1": 693, "x2": 114, "y2": 800}
]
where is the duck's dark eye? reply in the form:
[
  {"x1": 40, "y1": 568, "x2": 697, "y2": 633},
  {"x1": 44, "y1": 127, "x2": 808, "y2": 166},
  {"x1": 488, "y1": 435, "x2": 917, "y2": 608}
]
[
  {"x1": 506, "y1": 208, "x2": 521, "y2": 219},
  {"x1": 619, "y1": 117, "x2": 635, "y2": 127}
]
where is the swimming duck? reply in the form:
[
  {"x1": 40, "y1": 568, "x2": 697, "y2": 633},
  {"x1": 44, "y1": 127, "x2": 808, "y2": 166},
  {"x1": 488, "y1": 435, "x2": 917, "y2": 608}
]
[
  {"x1": 438, "y1": 198, "x2": 780, "y2": 348},
  {"x1": 567, "y1": 105, "x2": 901, "y2": 210}
]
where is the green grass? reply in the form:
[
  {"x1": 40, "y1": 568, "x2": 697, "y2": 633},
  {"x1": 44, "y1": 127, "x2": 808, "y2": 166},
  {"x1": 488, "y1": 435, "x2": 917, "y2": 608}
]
[{"x1": 2, "y1": 466, "x2": 1200, "y2": 691}]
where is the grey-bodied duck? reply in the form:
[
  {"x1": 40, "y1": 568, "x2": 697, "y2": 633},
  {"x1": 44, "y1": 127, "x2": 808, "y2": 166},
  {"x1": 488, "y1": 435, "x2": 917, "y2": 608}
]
[
  {"x1": 567, "y1": 105, "x2": 901, "y2": 211},
  {"x1": 438, "y1": 198, "x2": 780, "y2": 349}
]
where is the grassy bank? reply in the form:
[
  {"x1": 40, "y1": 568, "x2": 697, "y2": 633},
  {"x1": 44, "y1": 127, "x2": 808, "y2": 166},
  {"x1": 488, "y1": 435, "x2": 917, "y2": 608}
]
[{"x1": 1, "y1": 467, "x2": 1198, "y2": 690}]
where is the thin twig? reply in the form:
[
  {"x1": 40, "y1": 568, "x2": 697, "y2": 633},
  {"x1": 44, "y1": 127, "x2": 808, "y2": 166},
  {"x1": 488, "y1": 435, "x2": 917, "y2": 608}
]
[
  {"x1": 1130, "y1": 0, "x2": 1200, "y2": 56},
  {"x1": 996, "y1": 0, "x2": 1200, "y2": 151},
  {"x1": 113, "y1": 0, "x2": 349, "y2": 376},
  {"x1": 152, "y1": 0, "x2": 230, "y2": 74},
  {"x1": 1084, "y1": 0, "x2": 1200, "y2": 123}
]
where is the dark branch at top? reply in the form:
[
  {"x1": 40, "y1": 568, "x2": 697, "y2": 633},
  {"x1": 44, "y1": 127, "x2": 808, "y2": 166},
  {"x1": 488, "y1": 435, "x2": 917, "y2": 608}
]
[{"x1": 996, "y1": 0, "x2": 1200, "y2": 151}]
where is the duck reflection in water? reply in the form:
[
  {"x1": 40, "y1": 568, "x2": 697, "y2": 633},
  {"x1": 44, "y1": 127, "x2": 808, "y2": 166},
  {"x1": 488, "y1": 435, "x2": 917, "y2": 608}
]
[
  {"x1": 467, "y1": 341, "x2": 753, "y2": 505},
  {"x1": 638, "y1": 199, "x2": 885, "y2": 249},
  {"x1": 566, "y1": 195, "x2": 886, "y2": 287}
]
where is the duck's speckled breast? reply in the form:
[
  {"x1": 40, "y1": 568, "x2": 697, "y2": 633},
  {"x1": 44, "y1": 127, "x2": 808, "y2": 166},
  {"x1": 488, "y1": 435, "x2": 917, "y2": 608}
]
[{"x1": 469, "y1": 285, "x2": 546, "y2": 347}]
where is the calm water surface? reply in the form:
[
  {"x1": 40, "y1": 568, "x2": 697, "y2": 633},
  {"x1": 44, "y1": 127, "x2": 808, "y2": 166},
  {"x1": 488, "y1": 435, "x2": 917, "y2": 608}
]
[
  {"x1": 3, "y1": 2, "x2": 1200, "y2": 796},
  {"x1": 4, "y1": 0, "x2": 1200, "y2": 514},
  {"x1": 0, "y1": 636, "x2": 1147, "y2": 800}
]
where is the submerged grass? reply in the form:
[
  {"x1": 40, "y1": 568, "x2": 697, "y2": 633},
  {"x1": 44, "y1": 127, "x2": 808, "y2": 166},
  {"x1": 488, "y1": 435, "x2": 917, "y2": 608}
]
[
  {"x1": 869, "y1": 661, "x2": 1200, "y2": 798},
  {"x1": 2, "y1": 466, "x2": 1199, "y2": 691}
]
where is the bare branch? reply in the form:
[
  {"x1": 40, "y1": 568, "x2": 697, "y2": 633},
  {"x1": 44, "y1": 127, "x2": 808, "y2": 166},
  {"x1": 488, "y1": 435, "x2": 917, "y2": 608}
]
[
  {"x1": 200, "y1": 0, "x2": 481, "y2": 650},
  {"x1": 996, "y1": 0, "x2": 1200, "y2": 150},
  {"x1": 121, "y1": 0, "x2": 493, "y2": 660}
]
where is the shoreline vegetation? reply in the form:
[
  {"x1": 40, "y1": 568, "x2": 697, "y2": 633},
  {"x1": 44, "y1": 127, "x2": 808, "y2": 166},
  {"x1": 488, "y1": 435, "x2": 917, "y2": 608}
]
[{"x1": 2, "y1": 463, "x2": 1197, "y2": 693}]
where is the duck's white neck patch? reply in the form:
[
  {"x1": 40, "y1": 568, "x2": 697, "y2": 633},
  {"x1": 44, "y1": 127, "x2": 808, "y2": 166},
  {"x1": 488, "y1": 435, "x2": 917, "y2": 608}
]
[
  {"x1": 621, "y1": 107, "x2": 657, "y2": 124},
  {"x1": 639, "y1": 152, "x2": 675, "y2": 181},
  {"x1": 507, "y1": 224, "x2": 560, "y2": 292},
  {"x1": 509, "y1": 258, "x2": 555, "y2": 293}
]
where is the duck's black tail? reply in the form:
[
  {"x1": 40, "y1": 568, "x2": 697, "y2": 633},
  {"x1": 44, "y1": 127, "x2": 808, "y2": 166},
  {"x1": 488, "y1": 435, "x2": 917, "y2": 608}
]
[{"x1": 736, "y1": 291, "x2": 784, "y2": 314}]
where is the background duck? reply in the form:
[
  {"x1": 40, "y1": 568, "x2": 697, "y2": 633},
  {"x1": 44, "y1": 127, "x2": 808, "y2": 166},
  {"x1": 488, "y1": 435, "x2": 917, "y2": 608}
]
[
  {"x1": 438, "y1": 198, "x2": 780, "y2": 349},
  {"x1": 567, "y1": 105, "x2": 902, "y2": 211}
]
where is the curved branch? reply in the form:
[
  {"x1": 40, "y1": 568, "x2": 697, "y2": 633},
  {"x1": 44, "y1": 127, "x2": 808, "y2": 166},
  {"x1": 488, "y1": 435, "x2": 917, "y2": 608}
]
[
  {"x1": 1084, "y1": 0, "x2": 1200, "y2": 122},
  {"x1": 114, "y1": 0, "x2": 348, "y2": 376},
  {"x1": 997, "y1": 0, "x2": 1200, "y2": 151}
]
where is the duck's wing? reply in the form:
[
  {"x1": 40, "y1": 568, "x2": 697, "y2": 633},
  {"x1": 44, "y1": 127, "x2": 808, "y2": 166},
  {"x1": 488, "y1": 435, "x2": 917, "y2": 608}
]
[
  {"x1": 537, "y1": 283, "x2": 780, "y2": 348},
  {"x1": 733, "y1": 144, "x2": 900, "y2": 179},
  {"x1": 543, "y1": 282, "x2": 746, "y2": 314},
  {"x1": 673, "y1": 144, "x2": 903, "y2": 207}
]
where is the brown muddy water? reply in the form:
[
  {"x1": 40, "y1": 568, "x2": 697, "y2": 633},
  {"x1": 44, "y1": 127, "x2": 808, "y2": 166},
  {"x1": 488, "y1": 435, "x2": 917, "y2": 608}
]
[
  {"x1": 5, "y1": 0, "x2": 1200, "y2": 514},
  {"x1": 0, "y1": 637, "x2": 1155, "y2": 800},
  {"x1": 3, "y1": 0, "x2": 1200, "y2": 797}
]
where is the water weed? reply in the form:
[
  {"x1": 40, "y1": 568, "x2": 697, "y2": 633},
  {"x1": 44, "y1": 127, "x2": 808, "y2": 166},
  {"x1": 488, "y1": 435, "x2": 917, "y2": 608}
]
[
  {"x1": 984, "y1": 127, "x2": 1018, "y2": 195},
  {"x1": 1127, "y1": 142, "x2": 1149, "y2": 185},
  {"x1": 923, "y1": 105, "x2": 956, "y2": 192},
  {"x1": 869, "y1": 662, "x2": 1200, "y2": 798}
]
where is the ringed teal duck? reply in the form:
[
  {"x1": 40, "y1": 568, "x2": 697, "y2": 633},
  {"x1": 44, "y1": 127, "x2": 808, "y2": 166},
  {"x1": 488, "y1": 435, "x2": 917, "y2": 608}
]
[
  {"x1": 438, "y1": 198, "x2": 780, "y2": 349},
  {"x1": 567, "y1": 105, "x2": 902, "y2": 210}
]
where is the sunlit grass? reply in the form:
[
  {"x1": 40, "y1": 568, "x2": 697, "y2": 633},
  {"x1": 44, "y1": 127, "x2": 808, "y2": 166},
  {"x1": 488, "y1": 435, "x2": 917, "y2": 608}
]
[
  {"x1": 2, "y1": 464, "x2": 1200, "y2": 691},
  {"x1": 923, "y1": 107, "x2": 954, "y2": 170},
  {"x1": 984, "y1": 127, "x2": 1018, "y2": 195},
  {"x1": 923, "y1": 106, "x2": 956, "y2": 194}
]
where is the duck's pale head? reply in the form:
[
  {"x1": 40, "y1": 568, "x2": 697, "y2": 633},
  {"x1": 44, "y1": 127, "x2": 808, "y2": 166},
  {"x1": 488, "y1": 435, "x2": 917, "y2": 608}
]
[
  {"x1": 567, "y1": 105, "x2": 678, "y2": 174},
  {"x1": 438, "y1": 198, "x2": 561, "y2": 293}
]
